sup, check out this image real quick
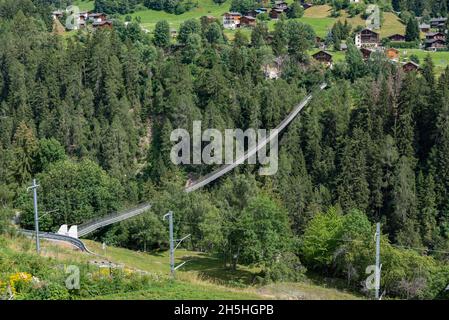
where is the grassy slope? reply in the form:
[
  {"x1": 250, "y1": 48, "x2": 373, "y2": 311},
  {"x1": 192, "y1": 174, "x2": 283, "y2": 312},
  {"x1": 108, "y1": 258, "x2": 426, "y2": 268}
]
[
  {"x1": 132, "y1": 0, "x2": 231, "y2": 30},
  {"x1": 402, "y1": 49, "x2": 449, "y2": 74},
  {"x1": 95, "y1": 282, "x2": 261, "y2": 299},
  {"x1": 82, "y1": 240, "x2": 361, "y2": 300},
  {"x1": 70, "y1": 2, "x2": 403, "y2": 42},
  {"x1": 73, "y1": 0, "x2": 95, "y2": 11},
  {"x1": 301, "y1": 5, "x2": 404, "y2": 37},
  {"x1": 0, "y1": 235, "x2": 260, "y2": 300},
  {"x1": 84, "y1": 240, "x2": 259, "y2": 285},
  {"x1": 1, "y1": 233, "x2": 361, "y2": 299},
  {"x1": 303, "y1": 6, "x2": 448, "y2": 74}
]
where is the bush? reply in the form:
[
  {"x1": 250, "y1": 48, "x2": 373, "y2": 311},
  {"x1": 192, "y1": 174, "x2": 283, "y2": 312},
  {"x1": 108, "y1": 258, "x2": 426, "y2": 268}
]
[
  {"x1": 20, "y1": 282, "x2": 70, "y2": 300},
  {"x1": 389, "y1": 41, "x2": 419, "y2": 49},
  {"x1": 0, "y1": 208, "x2": 13, "y2": 235},
  {"x1": 264, "y1": 252, "x2": 306, "y2": 283},
  {"x1": 300, "y1": 208, "x2": 449, "y2": 299}
]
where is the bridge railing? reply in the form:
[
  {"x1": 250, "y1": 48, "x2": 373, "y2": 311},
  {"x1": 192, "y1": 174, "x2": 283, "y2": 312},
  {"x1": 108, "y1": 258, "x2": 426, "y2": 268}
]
[
  {"x1": 185, "y1": 83, "x2": 326, "y2": 193},
  {"x1": 77, "y1": 203, "x2": 152, "y2": 237}
]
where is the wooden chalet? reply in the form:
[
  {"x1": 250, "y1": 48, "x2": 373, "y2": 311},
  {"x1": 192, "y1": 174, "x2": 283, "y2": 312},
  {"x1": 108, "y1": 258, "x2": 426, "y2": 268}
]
[
  {"x1": 92, "y1": 20, "x2": 113, "y2": 29},
  {"x1": 89, "y1": 13, "x2": 107, "y2": 22},
  {"x1": 426, "y1": 32, "x2": 447, "y2": 41},
  {"x1": 273, "y1": 1, "x2": 288, "y2": 10},
  {"x1": 223, "y1": 12, "x2": 241, "y2": 29},
  {"x1": 425, "y1": 32, "x2": 447, "y2": 50},
  {"x1": 388, "y1": 34, "x2": 406, "y2": 42},
  {"x1": 419, "y1": 23, "x2": 430, "y2": 33},
  {"x1": 51, "y1": 10, "x2": 64, "y2": 20},
  {"x1": 269, "y1": 8, "x2": 285, "y2": 19},
  {"x1": 301, "y1": 2, "x2": 312, "y2": 10},
  {"x1": 430, "y1": 17, "x2": 447, "y2": 30},
  {"x1": 78, "y1": 12, "x2": 89, "y2": 21},
  {"x1": 402, "y1": 61, "x2": 420, "y2": 72},
  {"x1": 240, "y1": 15, "x2": 256, "y2": 27},
  {"x1": 312, "y1": 50, "x2": 333, "y2": 67},
  {"x1": 355, "y1": 29, "x2": 380, "y2": 48},
  {"x1": 425, "y1": 39, "x2": 447, "y2": 50}
]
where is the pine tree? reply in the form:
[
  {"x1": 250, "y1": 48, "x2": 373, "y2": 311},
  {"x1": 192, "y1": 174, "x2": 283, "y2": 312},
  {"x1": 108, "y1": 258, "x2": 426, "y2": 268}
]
[
  {"x1": 416, "y1": 171, "x2": 439, "y2": 247},
  {"x1": 422, "y1": 54, "x2": 435, "y2": 87},
  {"x1": 11, "y1": 122, "x2": 38, "y2": 185},
  {"x1": 391, "y1": 156, "x2": 421, "y2": 247},
  {"x1": 271, "y1": 20, "x2": 287, "y2": 56},
  {"x1": 345, "y1": 40, "x2": 366, "y2": 81},
  {"x1": 250, "y1": 22, "x2": 268, "y2": 48},
  {"x1": 430, "y1": 81, "x2": 449, "y2": 217},
  {"x1": 337, "y1": 128, "x2": 370, "y2": 213},
  {"x1": 405, "y1": 17, "x2": 419, "y2": 42},
  {"x1": 396, "y1": 73, "x2": 419, "y2": 160}
]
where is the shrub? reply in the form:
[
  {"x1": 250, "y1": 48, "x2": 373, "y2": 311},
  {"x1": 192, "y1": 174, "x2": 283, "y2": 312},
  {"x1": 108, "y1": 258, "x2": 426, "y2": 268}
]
[
  {"x1": 389, "y1": 41, "x2": 419, "y2": 49},
  {"x1": 300, "y1": 208, "x2": 449, "y2": 299},
  {"x1": 264, "y1": 252, "x2": 306, "y2": 283},
  {"x1": 19, "y1": 282, "x2": 70, "y2": 300}
]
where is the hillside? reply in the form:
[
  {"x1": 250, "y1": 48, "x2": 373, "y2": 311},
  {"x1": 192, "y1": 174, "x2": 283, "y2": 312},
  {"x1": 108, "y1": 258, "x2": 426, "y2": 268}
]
[
  {"x1": 0, "y1": 234, "x2": 362, "y2": 300},
  {"x1": 302, "y1": 5, "x2": 405, "y2": 37},
  {"x1": 2, "y1": 0, "x2": 449, "y2": 302}
]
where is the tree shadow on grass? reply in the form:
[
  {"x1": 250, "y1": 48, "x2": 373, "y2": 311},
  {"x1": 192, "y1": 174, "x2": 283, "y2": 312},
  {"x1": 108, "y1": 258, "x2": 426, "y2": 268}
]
[
  {"x1": 146, "y1": 250, "x2": 165, "y2": 258},
  {"x1": 178, "y1": 253, "x2": 258, "y2": 286}
]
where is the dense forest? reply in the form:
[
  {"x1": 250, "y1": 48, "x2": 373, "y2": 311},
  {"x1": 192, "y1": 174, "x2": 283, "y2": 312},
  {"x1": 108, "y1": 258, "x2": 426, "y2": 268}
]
[{"x1": 1, "y1": 0, "x2": 449, "y2": 299}]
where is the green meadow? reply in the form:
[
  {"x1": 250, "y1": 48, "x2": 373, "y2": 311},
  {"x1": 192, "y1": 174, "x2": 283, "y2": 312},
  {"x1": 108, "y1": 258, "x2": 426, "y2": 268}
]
[{"x1": 67, "y1": 3, "x2": 447, "y2": 76}]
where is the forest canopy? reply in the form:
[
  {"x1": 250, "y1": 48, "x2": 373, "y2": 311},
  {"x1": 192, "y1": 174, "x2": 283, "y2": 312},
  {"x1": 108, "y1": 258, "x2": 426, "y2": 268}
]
[{"x1": 1, "y1": 0, "x2": 449, "y2": 299}]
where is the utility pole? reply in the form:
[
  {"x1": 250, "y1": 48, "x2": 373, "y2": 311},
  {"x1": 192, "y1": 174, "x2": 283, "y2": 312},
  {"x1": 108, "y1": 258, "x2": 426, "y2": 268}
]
[
  {"x1": 375, "y1": 222, "x2": 381, "y2": 300},
  {"x1": 27, "y1": 179, "x2": 40, "y2": 254},
  {"x1": 165, "y1": 211, "x2": 175, "y2": 277},
  {"x1": 163, "y1": 211, "x2": 190, "y2": 279}
]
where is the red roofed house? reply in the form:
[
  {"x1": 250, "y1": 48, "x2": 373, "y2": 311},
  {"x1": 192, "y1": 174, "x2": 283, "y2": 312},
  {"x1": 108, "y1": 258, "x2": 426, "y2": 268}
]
[{"x1": 385, "y1": 48, "x2": 400, "y2": 61}]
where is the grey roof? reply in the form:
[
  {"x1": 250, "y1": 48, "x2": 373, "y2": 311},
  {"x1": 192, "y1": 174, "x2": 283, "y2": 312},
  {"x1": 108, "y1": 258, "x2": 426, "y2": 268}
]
[
  {"x1": 403, "y1": 61, "x2": 420, "y2": 68},
  {"x1": 93, "y1": 20, "x2": 112, "y2": 26},
  {"x1": 426, "y1": 32, "x2": 446, "y2": 36},
  {"x1": 89, "y1": 13, "x2": 106, "y2": 17},
  {"x1": 313, "y1": 50, "x2": 332, "y2": 57},
  {"x1": 430, "y1": 17, "x2": 447, "y2": 22}
]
